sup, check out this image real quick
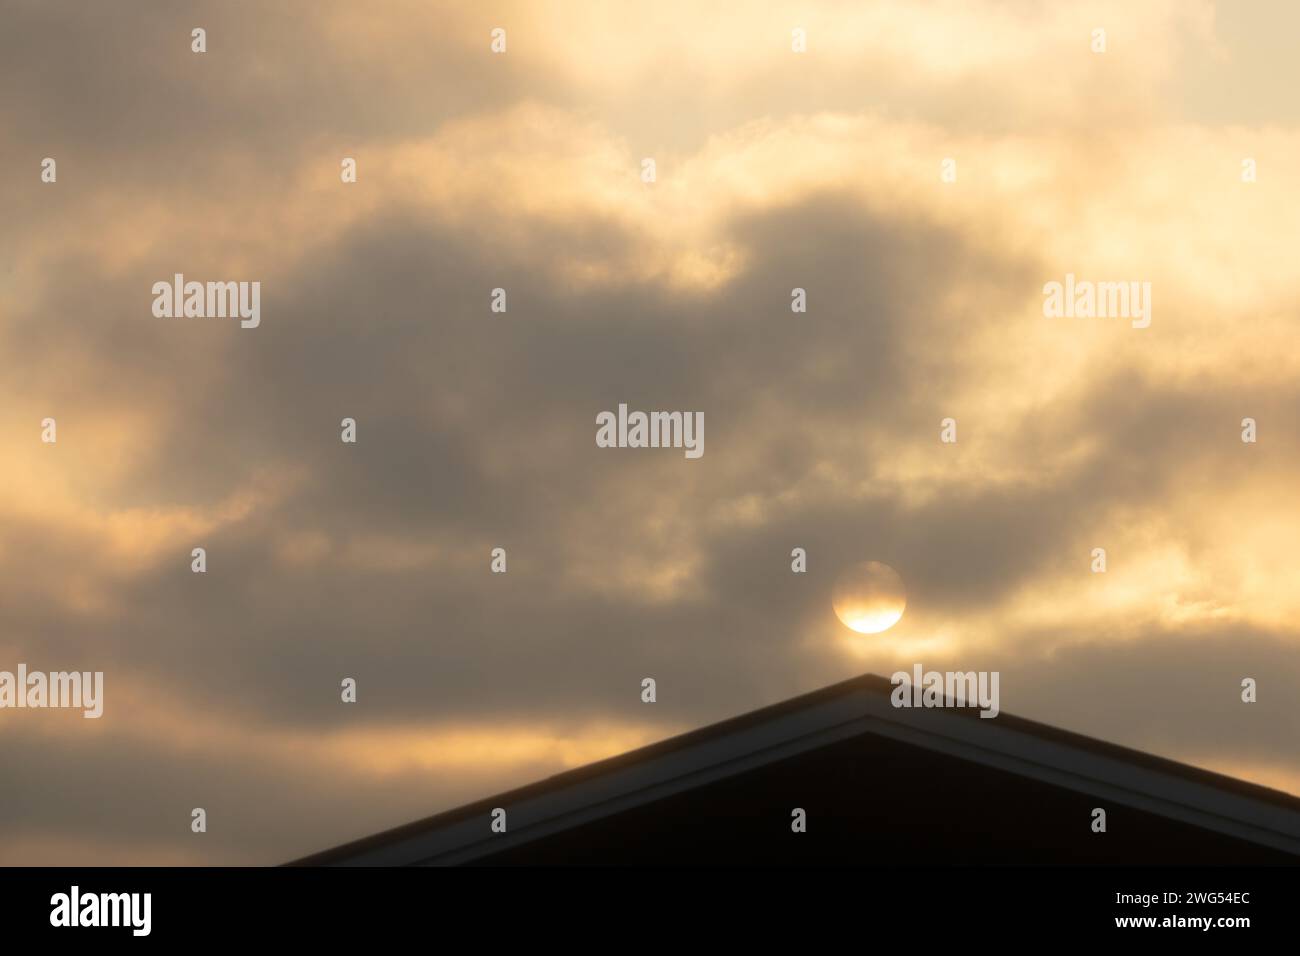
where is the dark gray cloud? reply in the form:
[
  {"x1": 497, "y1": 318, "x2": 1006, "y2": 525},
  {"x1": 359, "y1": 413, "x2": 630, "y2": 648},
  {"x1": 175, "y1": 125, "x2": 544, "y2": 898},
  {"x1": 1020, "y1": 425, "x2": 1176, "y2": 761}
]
[{"x1": 3, "y1": 0, "x2": 1297, "y2": 865}]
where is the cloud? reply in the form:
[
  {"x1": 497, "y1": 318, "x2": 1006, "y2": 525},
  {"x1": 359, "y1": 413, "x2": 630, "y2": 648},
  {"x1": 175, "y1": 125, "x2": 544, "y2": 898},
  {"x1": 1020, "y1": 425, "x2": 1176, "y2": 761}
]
[{"x1": 2, "y1": 0, "x2": 1297, "y2": 864}]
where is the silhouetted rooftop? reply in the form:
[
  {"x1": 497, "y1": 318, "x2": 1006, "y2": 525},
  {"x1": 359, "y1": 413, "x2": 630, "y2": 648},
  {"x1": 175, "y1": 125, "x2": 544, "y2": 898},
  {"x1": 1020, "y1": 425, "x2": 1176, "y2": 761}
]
[{"x1": 292, "y1": 673, "x2": 1300, "y2": 866}]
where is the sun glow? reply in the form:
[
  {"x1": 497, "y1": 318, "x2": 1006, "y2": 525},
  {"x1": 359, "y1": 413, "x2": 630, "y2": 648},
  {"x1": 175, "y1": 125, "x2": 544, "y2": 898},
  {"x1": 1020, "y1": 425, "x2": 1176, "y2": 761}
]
[{"x1": 833, "y1": 561, "x2": 907, "y2": 634}]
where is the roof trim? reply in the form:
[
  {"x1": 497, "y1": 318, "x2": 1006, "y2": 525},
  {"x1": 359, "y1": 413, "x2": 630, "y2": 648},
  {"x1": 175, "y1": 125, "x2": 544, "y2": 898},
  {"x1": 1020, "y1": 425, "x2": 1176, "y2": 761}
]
[{"x1": 291, "y1": 674, "x2": 1300, "y2": 865}]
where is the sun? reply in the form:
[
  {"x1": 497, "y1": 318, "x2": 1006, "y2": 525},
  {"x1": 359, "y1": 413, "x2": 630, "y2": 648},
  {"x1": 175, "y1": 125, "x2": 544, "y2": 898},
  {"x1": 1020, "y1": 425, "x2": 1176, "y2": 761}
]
[{"x1": 832, "y1": 561, "x2": 907, "y2": 634}]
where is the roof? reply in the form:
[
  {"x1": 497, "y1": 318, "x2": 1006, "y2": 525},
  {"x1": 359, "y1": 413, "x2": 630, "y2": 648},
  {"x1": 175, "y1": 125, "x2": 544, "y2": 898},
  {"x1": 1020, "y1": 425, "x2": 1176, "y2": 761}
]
[{"x1": 291, "y1": 673, "x2": 1300, "y2": 865}]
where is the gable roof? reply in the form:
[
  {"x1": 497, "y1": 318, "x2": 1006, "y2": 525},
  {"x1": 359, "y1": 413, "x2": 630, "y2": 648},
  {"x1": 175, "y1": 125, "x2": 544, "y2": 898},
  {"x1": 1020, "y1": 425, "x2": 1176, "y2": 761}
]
[{"x1": 291, "y1": 673, "x2": 1300, "y2": 865}]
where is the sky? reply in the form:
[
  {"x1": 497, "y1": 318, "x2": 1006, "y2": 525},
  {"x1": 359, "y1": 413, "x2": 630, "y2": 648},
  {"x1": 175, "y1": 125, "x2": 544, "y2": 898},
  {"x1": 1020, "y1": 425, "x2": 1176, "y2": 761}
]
[{"x1": 1, "y1": 0, "x2": 1298, "y2": 865}]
